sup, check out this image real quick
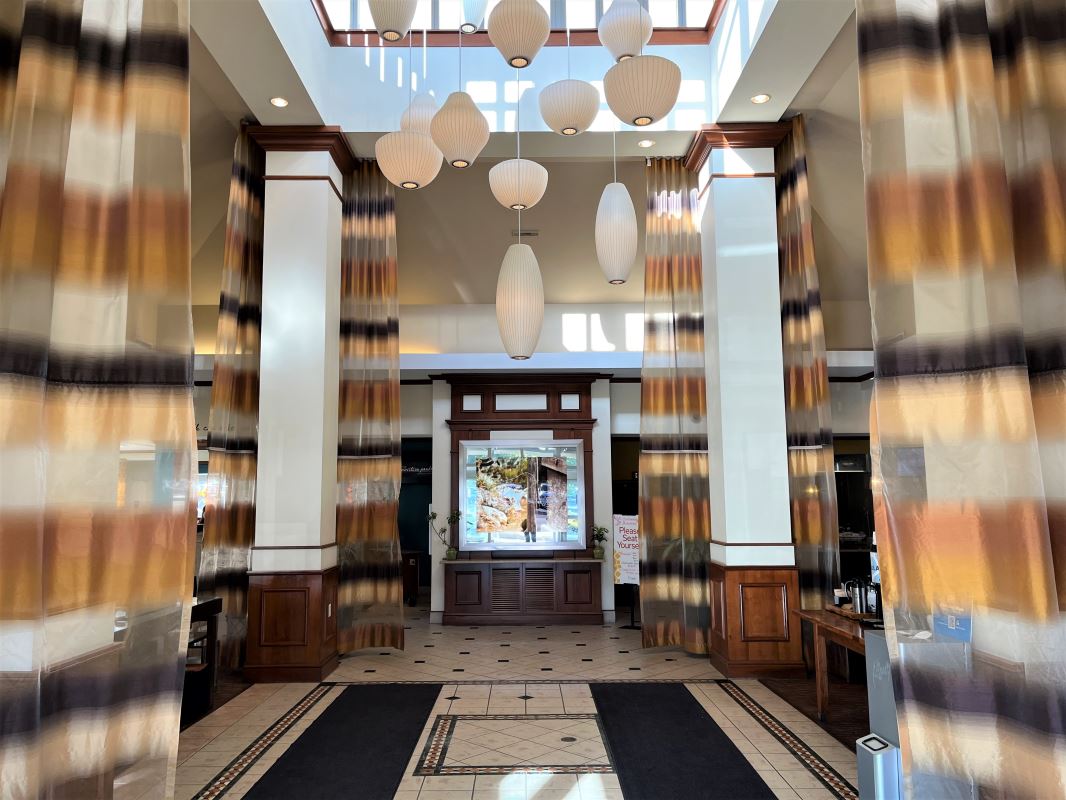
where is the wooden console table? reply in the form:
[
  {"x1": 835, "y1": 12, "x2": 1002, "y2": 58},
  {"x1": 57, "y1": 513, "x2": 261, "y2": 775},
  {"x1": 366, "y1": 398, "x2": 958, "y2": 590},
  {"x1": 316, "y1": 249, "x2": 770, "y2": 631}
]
[
  {"x1": 794, "y1": 608, "x2": 869, "y2": 721},
  {"x1": 444, "y1": 559, "x2": 602, "y2": 625}
]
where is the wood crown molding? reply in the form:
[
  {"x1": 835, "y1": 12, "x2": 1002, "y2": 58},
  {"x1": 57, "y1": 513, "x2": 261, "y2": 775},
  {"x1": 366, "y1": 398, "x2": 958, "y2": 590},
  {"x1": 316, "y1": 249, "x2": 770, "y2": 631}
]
[
  {"x1": 683, "y1": 123, "x2": 793, "y2": 172},
  {"x1": 246, "y1": 125, "x2": 357, "y2": 174}
]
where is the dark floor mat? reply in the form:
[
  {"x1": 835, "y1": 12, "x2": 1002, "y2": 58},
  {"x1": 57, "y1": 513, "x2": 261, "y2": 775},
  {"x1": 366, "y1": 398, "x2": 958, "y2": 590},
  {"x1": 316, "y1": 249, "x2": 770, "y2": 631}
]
[{"x1": 760, "y1": 677, "x2": 870, "y2": 748}]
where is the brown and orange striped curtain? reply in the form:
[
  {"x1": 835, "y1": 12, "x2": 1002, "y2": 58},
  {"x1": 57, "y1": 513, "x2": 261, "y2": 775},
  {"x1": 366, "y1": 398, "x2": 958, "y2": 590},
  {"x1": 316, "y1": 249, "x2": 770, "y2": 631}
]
[
  {"x1": 639, "y1": 158, "x2": 712, "y2": 655},
  {"x1": 0, "y1": 0, "x2": 194, "y2": 796},
  {"x1": 858, "y1": 0, "x2": 1066, "y2": 795},
  {"x1": 197, "y1": 130, "x2": 264, "y2": 669},
  {"x1": 336, "y1": 161, "x2": 404, "y2": 651},
  {"x1": 775, "y1": 115, "x2": 840, "y2": 610}
]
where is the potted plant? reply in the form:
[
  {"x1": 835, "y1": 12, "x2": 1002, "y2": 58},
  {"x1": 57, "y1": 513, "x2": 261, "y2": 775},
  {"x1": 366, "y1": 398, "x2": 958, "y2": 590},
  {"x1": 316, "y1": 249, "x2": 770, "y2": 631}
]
[
  {"x1": 429, "y1": 509, "x2": 462, "y2": 561},
  {"x1": 590, "y1": 525, "x2": 609, "y2": 560}
]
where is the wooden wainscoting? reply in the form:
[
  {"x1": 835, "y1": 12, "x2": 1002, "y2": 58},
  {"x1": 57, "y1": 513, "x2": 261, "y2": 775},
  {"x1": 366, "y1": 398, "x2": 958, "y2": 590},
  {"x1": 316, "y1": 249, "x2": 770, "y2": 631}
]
[
  {"x1": 244, "y1": 568, "x2": 338, "y2": 682},
  {"x1": 443, "y1": 560, "x2": 603, "y2": 625},
  {"x1": 708, "y1": 564, "x2": 804, "y2": 678}
]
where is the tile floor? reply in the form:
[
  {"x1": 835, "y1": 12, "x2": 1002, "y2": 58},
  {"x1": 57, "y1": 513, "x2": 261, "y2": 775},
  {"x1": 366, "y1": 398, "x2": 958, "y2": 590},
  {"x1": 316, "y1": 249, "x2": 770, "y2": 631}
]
[{"x1": 174, "y1": 613, "x2": 860, "y2": 800}]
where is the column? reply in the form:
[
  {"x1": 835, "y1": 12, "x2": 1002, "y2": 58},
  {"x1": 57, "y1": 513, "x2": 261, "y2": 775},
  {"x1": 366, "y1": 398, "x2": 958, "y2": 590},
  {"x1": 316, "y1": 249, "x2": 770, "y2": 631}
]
[
  {"x1": 698, "y1": 141, "x2": 803, "y2": 675},
  {"x1": 243, "y1": 129, "x2": 351, "y2": 681}
]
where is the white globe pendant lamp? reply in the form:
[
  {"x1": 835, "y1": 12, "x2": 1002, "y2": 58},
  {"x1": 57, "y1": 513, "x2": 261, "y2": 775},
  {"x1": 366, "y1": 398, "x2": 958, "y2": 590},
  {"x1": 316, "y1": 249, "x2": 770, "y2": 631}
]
[
  {"x1": 604, "y1": 54, "x2": 681, "y2": 127},
  {"x1": 596, "y1": 182, "x2": 637, "y2": 284},
  {"x1": 401, "y1": 93, "x2": 437, "y2": 134},
  {"x1": 375, "y1": 130, "x2": 442, "y2": 190},
  {"x1": 368, "y1": 0, "x2": 419, "y2": 42},
  {"x1": 496, "y1": 243, "x2": 544, "y2": 360},
  {"x1": 488, "y1": 0, "x2": 550, "y2": 68},
  {"x1": 489, "y1": 158, "x2": 548, "y2": 210},
  {"x1": 431, "y1": 91, "x2": 489, "y2": 168},
  {"x1": 461, "y1": 0, "x2": 488, "y2": 33},
  {"x1": 598, "y1": 0, "x2": 652, "y2": 62}
]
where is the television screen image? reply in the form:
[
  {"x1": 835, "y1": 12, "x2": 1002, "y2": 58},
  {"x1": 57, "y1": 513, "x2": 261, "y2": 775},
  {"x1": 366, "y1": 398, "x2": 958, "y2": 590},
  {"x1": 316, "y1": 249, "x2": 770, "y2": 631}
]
[{"x1": 459, "y1": 440, "x2": 585, "y2": 552}]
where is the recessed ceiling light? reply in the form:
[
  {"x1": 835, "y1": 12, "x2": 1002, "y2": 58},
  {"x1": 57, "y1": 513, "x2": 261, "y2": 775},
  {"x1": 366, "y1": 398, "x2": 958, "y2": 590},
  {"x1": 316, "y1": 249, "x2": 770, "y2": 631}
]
[
  {"x1": 637, "y1": 139, "x2": 655, "y2": 148},
  {"x1": 270, "y1": 96, "x2": 289, "y2": 108},
  {"x1": 750, "y1": 93, "x2": 771, "y2": 104}
]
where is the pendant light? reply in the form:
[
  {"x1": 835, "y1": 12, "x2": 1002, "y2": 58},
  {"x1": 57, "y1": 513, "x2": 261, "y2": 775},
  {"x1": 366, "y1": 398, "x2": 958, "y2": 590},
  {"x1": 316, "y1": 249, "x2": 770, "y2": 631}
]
[
  {"x1": 598, "y1": 0, "x2": 652, "y2": 62},
  {"x1": 431, "y1": 28, "x2": 489, "y2": 168},
  {"x1": 496, "y1": 242, "x2": 544, "y2": 360},
  {"x1": 596, "y1": 130, "x2": 637, "y2": 284},
  {"x1": 538, "y1": 28, "x2": 598, "y2": 136},
  {"x1": 604, "y1": 54, "x2": 680, "y2": 127},
  {"x1": 368, "y1": 0, "x2": 419, "y2": 42},
  {"x1": 489, "y1": 76, "x2": 547, "y2": 210},
  {"x1": 461, "y1": 0, "x2": 488, "y2": 33},
  {"x1": 376, "y1": 32, "x2": 442, "y2": 190},
  {"x1": 488, "y1": 0, "x2": 550, "y2": 68}
]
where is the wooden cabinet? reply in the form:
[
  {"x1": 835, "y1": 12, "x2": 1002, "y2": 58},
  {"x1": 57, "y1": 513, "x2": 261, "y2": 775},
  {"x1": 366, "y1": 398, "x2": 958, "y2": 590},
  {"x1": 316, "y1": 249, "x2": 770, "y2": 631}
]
[{"x1": 444, "y1": 560, "x2": 602, "y2": 625}]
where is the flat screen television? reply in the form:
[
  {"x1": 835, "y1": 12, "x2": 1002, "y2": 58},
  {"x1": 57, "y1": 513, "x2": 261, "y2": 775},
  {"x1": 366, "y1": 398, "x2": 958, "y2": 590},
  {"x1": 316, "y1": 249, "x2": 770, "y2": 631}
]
[{"x1": 458, "y1": 439, "x2": 585, "y2": 552}]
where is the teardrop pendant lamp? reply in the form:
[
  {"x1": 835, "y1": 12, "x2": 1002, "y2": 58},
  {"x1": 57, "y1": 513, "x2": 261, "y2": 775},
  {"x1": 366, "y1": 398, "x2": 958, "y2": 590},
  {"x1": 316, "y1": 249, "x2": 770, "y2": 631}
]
[
  {"x1": 604, "y1": 54, "x2": 681, "y2": 127},
  {"x1": 538, "y1": 29, "x2": 598, "y2": 136},
  {"x1": 596, "y1": 133, "x2": 637, "y2": 284},
  {"x1": 598, "y1": 0, "x2": 652, "y2": 62},
  {"x1": 461, "y1": 0, "x2": 488, "y2": 33},
  {"x1": 368, "y1": 0, "x2": 419, "y2": 42},
  {"x1": 488, "y1": 0, "x2": 550, "y2": 68},
  {"x1": 496, "y1": 243, "x2": 544, "y2": 360},
  {"x1": 431, "y1": 28, "x2": 489, "y2": 168},
  {"x1": 401, "y1": 93, "x2": 437, "y2": 134}
]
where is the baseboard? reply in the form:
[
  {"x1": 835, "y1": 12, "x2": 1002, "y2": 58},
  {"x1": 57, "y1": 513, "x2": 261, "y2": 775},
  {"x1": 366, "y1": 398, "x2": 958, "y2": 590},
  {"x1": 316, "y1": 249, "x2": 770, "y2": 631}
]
[
  {"x1": 709, "y1": 650, "x2": 805, "y2": 679},
  {"x1": 443, "y1": 613, "x2": 604, "y2": 626},
  {"x1": 245, "y1": 652, "x2": 339, "y2": 683}
]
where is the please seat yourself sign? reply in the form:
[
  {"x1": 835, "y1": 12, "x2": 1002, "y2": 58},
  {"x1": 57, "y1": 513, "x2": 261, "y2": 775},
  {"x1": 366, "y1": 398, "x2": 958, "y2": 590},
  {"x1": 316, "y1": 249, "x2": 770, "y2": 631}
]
[{"x1": 612, "y1": 514, "x2": 639, "y2": 585}]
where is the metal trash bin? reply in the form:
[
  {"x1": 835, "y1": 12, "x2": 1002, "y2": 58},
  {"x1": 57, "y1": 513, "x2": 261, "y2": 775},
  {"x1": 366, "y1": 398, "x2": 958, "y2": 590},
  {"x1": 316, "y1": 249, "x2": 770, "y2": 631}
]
[{"x1": 856, "y1": 734, "x2": 901, "y2": 800}]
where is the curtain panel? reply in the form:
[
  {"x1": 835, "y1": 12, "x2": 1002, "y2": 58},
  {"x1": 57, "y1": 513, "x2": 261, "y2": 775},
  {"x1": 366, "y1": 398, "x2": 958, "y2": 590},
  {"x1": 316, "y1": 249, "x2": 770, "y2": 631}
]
[
  {"x1": 336, "y1": 161, "x2": 404, "y2": 652},
  {"x1": 858, "y1": 0, "x2": 1066, "y2": 795},
  {"x1": 197, "y1": 130, "x2": 264, "y2": 670},
  {"x1": 0, "y1": 0, "x2": 194, "y2": 797},
  {"x1": 775, "y1": 115, "x2": 840, "y2": 610},
  {"x1": 639, "y1": 158, "x2": 713, "y2": 655}
]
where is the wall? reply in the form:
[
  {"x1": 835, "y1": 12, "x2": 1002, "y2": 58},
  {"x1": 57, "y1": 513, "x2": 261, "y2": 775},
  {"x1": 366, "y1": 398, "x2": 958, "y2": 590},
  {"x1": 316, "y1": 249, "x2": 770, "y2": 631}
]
[{"x1": 829, "y1": 380, "x2": 873, "y2": 436}]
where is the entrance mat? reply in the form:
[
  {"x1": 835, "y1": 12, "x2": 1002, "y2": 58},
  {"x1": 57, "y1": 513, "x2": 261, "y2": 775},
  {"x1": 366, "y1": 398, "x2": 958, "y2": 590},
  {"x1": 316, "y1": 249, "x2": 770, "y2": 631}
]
[
  {"x1": 590, "y1": 682, "x2": 776, "y2": 800},
  {"x1": 244, "y1": 683, "x2": 441, "y2": 800}
]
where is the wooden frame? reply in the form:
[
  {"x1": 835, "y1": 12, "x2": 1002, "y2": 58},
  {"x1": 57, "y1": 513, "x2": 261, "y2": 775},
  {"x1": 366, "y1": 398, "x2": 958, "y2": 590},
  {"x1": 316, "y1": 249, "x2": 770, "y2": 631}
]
[
  {"x1": 310, "y1": 0, "x2": 728, "y2": 48},
  {"x1": 683, "y1": 122, "x2": 794, "y2": 172}
]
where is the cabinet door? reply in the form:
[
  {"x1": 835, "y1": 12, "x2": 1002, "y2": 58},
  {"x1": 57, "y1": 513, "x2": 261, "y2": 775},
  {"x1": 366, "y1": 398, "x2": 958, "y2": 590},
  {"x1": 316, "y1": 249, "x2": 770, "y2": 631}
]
[
  {"x1": 446, "y1": 565, "x2": 489, "y2": 613},
  {"x1": 556, "y1": 563, "x2": 600, "y2": 612}
]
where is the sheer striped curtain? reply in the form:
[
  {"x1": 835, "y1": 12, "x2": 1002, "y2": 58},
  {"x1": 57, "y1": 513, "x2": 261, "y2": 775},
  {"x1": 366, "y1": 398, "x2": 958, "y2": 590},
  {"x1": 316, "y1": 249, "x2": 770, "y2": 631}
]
[
  {"x1": 858, "y1": 0, "x2": 1066, "y2": 795},
  {"x1": 639, "y1": 158, "x2": 713, "y2": 655},
  {"x1": 336, "y1": 161, "x2": 405, "y2": 651},
  {"x1": 775, "y1": 115, "x2": 840, "y2": 610},
  {"x1": 197, "y1": 130, "x2": 264, "y2": 669},
  {"x1": 0, "y1": 1, "x2": 194, "y2": 797}
]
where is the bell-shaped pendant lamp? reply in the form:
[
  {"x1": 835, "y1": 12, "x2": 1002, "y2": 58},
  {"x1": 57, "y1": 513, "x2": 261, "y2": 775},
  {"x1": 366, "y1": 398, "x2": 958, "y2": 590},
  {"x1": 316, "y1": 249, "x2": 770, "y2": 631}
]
[
  {"x1": 598, "y1": 0, "x2": 653, "y2": 62},
  {"x1": 539, "y1": 79, "x2": 599, "y2": 136},
  {"x1": 496, "y1": 243, "x2": 544, "y2": 360},
  {"x1": 604, "y1": 54, "x2": 681, "y2": 127},
  {"x1": 401, "y1": 93, "x2": 437, "y2": 135},
  {"x1": 596, "y1": 182, "x2": 638, "y2": 284},
  {"x1": 368, "y1": 0, "x2": 419, "y2": 42},
  {"x1": 487, "y1": 0, "x2": 550, "y2": 68},
  {"x1": 461, "y1": 0, "x2": 489, "y2": 33},
  {"x1": 375, "y1": 130, "x2": 442, "y2": 190},
  {"x1": 489, "y1": 159, "x2": 548, "y2": 210},
  {"x1": 431, "y1": 91, "x2": 490, "y2": 168}
]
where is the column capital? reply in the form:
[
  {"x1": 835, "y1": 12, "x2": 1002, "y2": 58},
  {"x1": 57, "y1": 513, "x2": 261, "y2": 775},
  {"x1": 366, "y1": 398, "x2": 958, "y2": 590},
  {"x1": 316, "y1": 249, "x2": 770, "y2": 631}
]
[
  {"x1": 246, "y1": 124, "x2": 357, "y2": 173},
  {"x1": 683, "y1": 122, "x2": 792, "y2": 172}
]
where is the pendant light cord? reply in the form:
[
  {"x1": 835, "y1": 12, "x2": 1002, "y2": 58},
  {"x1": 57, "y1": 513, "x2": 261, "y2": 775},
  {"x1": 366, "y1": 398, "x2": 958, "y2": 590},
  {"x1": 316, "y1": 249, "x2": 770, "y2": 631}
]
[
  {"x1": 516, "y1": 66, "x2": 521, "y2": 241},
  {"x1": 458, "y1": 27, "x2": 463, "y2": 91},
  {"x1": 612, "y1": 127, "x2": 617, "y2": 183},
  {"x1": 566, "y1": 26, "x2": 571, "y2": 79},
  {"x1": 408, "y1": 32, "x2": 413, "y2": 105}
]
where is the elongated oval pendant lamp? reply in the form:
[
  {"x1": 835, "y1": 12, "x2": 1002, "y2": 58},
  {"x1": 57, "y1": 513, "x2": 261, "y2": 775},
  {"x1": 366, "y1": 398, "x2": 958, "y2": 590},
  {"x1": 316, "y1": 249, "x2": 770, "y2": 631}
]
[
  {"x1": 496, "y1": 243, "x2": 544, "y2": 360},
  {"x1": 489, "y1": 158, "x2": 548, "y2": 210},
  {"x1": 401, "y1": 93, "x2": 437, "y2": 134},
  {"x1": 598, "y1": 0, "x2": 652, "y2": 62},
  {"x1": 488, "y1": 0, "x2": 550, "y2": 68},
  {"x1": 461, "y1": 0, "x2": 488, "y2": 33},
  {"x1": 376, "y1": 130, "x2": 442, "y2": 190},
  {"x1": 596, "y1": 182, "x2": 637, "y2": 284},
  {"x1": 604, "y1": 54, "x2": 681, "y2": 127},
  {"x1": 368, "y1": 0, "x2": 419, "y2": 42}
]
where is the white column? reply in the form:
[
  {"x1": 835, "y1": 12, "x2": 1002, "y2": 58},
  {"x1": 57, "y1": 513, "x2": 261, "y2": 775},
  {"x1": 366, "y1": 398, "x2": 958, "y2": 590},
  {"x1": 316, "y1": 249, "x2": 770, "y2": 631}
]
[
  {"x1": 251, "y1": 151, "x2": 343, "y2": 573},
  {"x1": 590, "y1": 379, "x2": 615, "y2": 622},
  {"x1": 699, "y1": 147, "x2": 793, "y2": 567},
  {"x1": 428, "y1": 379, "x2": 452, "y2": 624}
]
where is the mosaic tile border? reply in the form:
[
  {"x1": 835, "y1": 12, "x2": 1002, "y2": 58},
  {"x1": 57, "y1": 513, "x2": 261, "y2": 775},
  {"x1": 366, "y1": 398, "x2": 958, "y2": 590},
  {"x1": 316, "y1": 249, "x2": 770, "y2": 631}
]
[
  {"x1": 415, "y1": 712, "x2": 615, "y2": 776},
  {"x1": 717, "y1": 680, "x2": 858, "y2": 800},
  {"x1": 324, "y1": 677, "x2": 725, "y2": 686},
  {"x1": 191, "y1": 685, "x2": 332, "y2": 800}
]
